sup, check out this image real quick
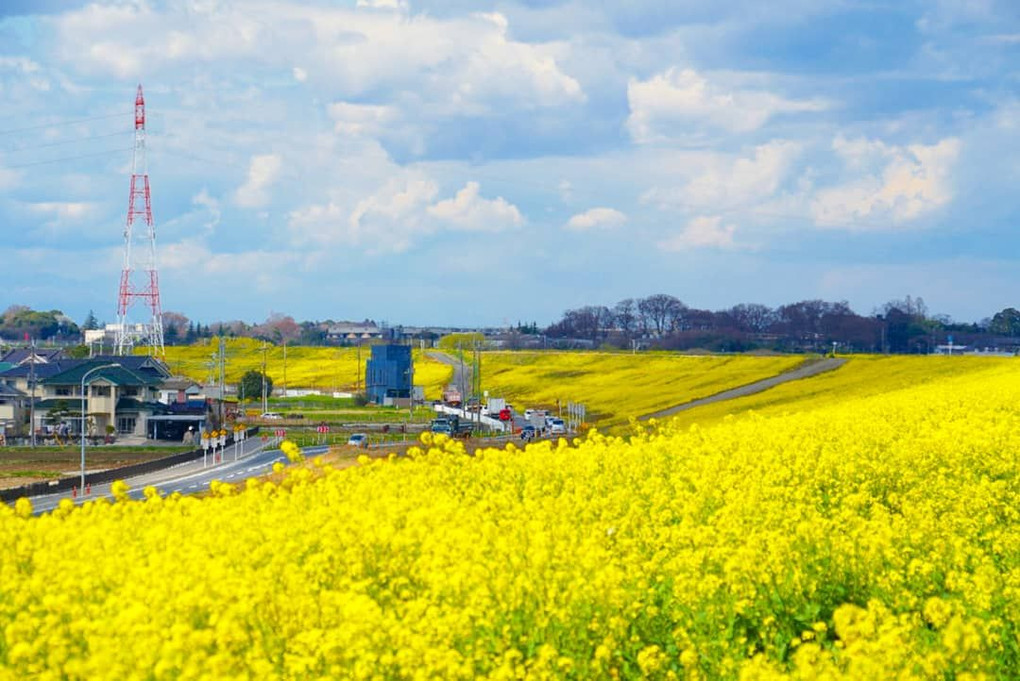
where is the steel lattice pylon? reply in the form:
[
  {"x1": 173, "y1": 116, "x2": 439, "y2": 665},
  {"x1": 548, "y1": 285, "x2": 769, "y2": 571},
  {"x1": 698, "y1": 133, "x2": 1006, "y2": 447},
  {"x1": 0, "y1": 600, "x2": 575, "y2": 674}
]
[{"x1": 115, "y1": 84, "x2": 164, "y2": 357}]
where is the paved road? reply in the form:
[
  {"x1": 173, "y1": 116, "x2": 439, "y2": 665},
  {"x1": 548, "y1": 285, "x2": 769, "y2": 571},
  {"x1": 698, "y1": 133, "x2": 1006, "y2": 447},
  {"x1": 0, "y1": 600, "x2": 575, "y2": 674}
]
[
  {"x1": 639, "y1": 357, "x2": 847, "y2": 421},
  {"x1": 427, "y1": 350, "x2": 471, "y2": 397},
  {"x1": 27, "y1": 438, "x2": 329, "y2": 514}
]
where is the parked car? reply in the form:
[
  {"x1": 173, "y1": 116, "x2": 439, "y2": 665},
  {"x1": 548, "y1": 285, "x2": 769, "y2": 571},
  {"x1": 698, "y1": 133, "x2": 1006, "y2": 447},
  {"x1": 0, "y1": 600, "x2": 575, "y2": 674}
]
[
  {"x1": 347, "y1": 433, "x2": 368, "y2": 448},
  {"x1": 549, "y1": 418, "x2": 566, "y2": 434},
  {"x1": 260, "y1": 412, "x2": 283, "y2": 419}
]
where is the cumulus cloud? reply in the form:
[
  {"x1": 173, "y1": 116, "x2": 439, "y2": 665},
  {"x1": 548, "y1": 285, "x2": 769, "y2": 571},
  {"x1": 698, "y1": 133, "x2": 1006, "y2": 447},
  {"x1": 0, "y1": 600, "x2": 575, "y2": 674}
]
[
  {"x1": 811, "y1": 136, "x2": 961, "y2": 227},
  {"x1": 427, "y1": 182, "x2": 524, "y2": 231},
  {"x1": 627, "y1": 68, "x2": 826, "y2": 142},
  {"x1": 235, "y1": 154, "x2": 282, "y2": 208},
  {"x1": 289, "y1": 178, "x2": 523, "y2": 252},
  {"x1": 566, "y1": 207, "x2": 627, "y2": 230},
  {"x1": 658, "y1": 216, "x2": 737, "y2": 251},
  {"x1": 349, "y1": 177, "x2": 439, "y2": 251},
  {"x1": 288, "y1": 176, "x2": 438, "y2": 253},
  {"x1": 50, "y1": 3, "x2": 583, "y2": 112},
  {"x1": 643, "y1": 141, "x2": 802, "y2": 210}
]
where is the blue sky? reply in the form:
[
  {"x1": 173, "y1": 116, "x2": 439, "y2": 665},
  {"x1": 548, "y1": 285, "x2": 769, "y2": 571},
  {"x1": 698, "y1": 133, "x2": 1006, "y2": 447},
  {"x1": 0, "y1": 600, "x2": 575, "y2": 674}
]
[{"x1": 1, "y1": 0, "x2": 1018, "y2": 328}]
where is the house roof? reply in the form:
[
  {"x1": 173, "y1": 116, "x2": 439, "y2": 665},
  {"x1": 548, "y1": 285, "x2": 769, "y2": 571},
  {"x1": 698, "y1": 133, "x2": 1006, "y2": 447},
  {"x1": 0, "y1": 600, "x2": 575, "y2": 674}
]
[
  {"x1": 91, "y1": 354, "x2": 172, "y2": 380},
  {"x1": 0, "y1": 359, "x2": 86, "y2": 381},
  {"x1": 162, "y1": 376, "x2": 200, "y2": 390},
  {"x1": 41, "y1": 360, "x2": 164, "y2": 388},
  {"x1": 0, "y1": 347, "x2": 66, "y2": 365},
  {"x1": 0, "y1": 382, "x2": 25, "y2": 397}
]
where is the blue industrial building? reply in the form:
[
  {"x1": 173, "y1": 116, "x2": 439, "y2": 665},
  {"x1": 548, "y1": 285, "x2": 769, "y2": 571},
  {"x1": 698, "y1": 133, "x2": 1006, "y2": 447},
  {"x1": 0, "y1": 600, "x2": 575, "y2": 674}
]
[{"x1": 365, "y1": 344, "x2": 412, "y2": 404}]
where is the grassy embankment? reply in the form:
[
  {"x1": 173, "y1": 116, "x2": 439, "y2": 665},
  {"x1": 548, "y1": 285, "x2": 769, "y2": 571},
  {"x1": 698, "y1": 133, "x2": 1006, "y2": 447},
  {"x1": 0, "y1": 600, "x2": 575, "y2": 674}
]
[
  {"x1": 479, "y1": 351, "x2": 806, "y2": 429},
  {"x1": 663, "y1": 354, "x2": 1016, "y2": 429}
]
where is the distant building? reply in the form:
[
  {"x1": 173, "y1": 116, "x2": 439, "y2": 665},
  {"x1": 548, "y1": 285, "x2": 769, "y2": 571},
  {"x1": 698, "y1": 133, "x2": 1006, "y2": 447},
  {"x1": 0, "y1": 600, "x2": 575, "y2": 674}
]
[
  {"x1": 365, "y1": 344, "x2": 412, "y2": 404},
  {"x1": 326, "y1": 321, "x2": 385, "y2": 344}
]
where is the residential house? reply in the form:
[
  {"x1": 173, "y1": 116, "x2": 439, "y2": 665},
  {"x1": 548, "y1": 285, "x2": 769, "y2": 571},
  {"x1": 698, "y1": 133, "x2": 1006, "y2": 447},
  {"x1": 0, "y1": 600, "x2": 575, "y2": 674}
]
[
  {"x1": 0, "y1": 382, "x2": 27, "y2": 439},
  {"x1": 35, "y1": 357, "x2": 172, "y2": 439}
]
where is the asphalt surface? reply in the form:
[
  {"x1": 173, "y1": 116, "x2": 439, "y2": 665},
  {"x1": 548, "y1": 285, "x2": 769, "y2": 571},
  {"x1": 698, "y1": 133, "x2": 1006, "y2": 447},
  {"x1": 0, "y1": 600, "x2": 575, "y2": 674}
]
[
  {"x1": 639, "y1": 357, "x2": 847, "y2": 421},
  {"x1": 27, "y1": 438, "x2": 329, "y2": 514}
]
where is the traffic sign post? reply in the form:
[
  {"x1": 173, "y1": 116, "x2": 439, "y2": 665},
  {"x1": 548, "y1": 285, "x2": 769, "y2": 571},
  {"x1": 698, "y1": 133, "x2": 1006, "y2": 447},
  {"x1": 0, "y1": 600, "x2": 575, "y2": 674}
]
[{"x1": 316, "y1": 423, "x2": 330, "y2": 443}]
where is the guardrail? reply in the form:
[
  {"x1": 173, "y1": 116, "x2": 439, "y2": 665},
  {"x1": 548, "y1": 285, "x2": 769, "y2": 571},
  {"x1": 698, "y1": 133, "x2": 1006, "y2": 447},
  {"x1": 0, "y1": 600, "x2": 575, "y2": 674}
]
[
  {"x1": 0, "y1": 427, "x2": 261, "y2": 503},
  {"x1": 432, "y1": 404, "x2": 509, "y2": 432}
]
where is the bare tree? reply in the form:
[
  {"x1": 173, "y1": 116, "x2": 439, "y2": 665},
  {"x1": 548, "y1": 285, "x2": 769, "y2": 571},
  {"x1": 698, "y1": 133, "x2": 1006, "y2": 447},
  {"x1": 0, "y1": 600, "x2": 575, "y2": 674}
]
[
  {"x1": 638, "y1": 294, "x2": 683, "y2": 336},
  {"x1": 613, "y1": 298, "x2": 638, "y2": 338},
  {"x1": 729, "y1": 303, "x2": 776, "y2": 333}
]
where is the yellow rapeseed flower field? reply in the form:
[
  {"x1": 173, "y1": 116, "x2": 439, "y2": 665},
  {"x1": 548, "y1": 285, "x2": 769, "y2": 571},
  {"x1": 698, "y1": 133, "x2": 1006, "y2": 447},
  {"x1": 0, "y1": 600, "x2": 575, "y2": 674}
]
[
  {"x1": 4, "y1": 356, "x2": 1019, "y2": 678},
  {"x1": 155, "y1": 338, "x2": 452, "y2": 399},
  {"x1": 480, "y1": 351, "x2": 804, "y2": 426},
  {"x1": 665, "y1": 354, "x2": 1013, "y2": 429}
]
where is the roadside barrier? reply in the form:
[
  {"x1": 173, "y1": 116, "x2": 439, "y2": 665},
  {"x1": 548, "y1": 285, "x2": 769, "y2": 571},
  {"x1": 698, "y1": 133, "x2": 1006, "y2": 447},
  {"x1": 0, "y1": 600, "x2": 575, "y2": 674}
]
[{"x1": 0, "y1": 427, "x2": 260, "y2": 504}]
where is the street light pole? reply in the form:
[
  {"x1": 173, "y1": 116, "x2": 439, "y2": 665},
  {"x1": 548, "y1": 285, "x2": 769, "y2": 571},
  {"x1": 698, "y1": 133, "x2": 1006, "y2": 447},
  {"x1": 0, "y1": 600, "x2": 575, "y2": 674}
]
[{"x1": 81, "y1": 363, "x2": 117, "y2": 494}]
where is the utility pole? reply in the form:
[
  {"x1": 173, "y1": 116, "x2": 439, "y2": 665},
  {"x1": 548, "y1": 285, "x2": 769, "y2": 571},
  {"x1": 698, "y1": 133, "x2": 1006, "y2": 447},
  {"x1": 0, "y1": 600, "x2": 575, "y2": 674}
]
[
  {"x1": 28, "y1": 340, "x2": 36, "y2": 447},
  {"x1": 218, "y1": 336, "x2": 225, "y2": 425},
  {"x1": 282, "y1": 340, "x2": 288, "y2": 398},
  {"x1": 261, "y1": 341, "x2": 268, "y2": 414}
]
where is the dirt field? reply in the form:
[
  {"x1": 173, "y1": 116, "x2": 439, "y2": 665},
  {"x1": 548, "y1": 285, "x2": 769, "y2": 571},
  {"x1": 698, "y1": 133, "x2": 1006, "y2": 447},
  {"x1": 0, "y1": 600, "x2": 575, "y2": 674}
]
[{"x1": 0, "y1": 445, "x2": 192, "y2": 489}]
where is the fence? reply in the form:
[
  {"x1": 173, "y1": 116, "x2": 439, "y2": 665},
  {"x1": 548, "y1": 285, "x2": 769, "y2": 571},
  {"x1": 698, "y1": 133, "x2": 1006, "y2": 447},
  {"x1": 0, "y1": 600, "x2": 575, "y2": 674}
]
[{"x1": 0, "y1": 427, "x2": 260, "y2": 504}]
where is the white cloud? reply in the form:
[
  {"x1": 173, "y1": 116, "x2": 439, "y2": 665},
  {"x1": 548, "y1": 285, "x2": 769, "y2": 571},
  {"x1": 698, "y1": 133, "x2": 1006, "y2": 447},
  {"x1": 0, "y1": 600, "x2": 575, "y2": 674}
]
[
  {"x1": 191, "y1": 189, "x2": 221, "y2": 235},
  {"x1": 356, "y1": 0, "x2": 408, "y2": 9},
  {"x1": 288, "y1": 175, "x2": 438, "y2": 253},
  {"x1": 643, "y1": 140, "x2": 802, "y2": 210},
  {"x1": 626, "y1": 68, "x2": 826, "y2": 142},
  {"x1": 350, "y1": 177, "x2": 439, "y2": 249},
  {"x1": 292, "y1": 66, "x2": 308, "y2": 82},
  {"x1": 235, "y1": 154, "x2": 282, "y2": 208},
  {"x1": 811, "y1": 136, "x2": 961, "y2": 227},
  {"x1": 329, "y1": 101, "x2": 400, "y2": 138},
  {"x1": 51, "y1": 3, "x2": 584, "y2": 113},
  {"x1": 427, "y1": 182, "x2": 524, "y2": 231},
  {"x1": 658, "y1": 216, "x2": 737, "y2": 251},
  {"x1": 566, "y1": 207, "x2": 627, "y2": 230},
  {"x1": 28, "y1": 201, "x2": 96, "y2": 221}
]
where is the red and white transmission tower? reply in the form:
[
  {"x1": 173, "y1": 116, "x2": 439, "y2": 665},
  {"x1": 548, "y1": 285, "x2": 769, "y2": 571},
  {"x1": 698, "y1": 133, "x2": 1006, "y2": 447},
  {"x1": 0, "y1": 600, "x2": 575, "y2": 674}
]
[{"x1": 115, "y1": 84, "x2": 164, "y2": 356}]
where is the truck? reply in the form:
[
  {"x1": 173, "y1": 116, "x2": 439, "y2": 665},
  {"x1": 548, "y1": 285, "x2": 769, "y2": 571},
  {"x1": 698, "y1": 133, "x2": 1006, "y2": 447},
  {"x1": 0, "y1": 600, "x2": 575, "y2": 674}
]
[
  {"x1": 442, "y1": 385, "x2": 462, "y2": 406},
  {"x1": 429, "y1": 415, "x2": 473, "y2": 438},
  {"x1": 483, "y1": 397, "x2": 506, "y2": 417}
]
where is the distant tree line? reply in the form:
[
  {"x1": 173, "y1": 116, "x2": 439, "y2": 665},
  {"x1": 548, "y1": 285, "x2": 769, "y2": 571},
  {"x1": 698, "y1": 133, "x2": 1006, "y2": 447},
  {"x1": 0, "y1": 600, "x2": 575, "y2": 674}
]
[
  {"x1": 544, "y1": 295, "x2": 1020, "y2": 354},
  {"x1": 4, "y1": 299, "x2": 1019, "y2": 355},
  {"x1": 0, "y1": 305, "x2": 80, "y2": 342}
]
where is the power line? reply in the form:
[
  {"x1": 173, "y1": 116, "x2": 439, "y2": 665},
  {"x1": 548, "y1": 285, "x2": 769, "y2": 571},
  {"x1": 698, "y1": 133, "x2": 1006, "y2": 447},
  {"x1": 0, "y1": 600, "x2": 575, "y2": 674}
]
[
  {"x1": 1, "y1": 130, "x2": 132, "y2": 155},
  {"x1": 2, "y1": 147, "x2": 133, "y2": 170},
  {"x1": 0, "y1": 111, "x2": 133, "y2": 138}
]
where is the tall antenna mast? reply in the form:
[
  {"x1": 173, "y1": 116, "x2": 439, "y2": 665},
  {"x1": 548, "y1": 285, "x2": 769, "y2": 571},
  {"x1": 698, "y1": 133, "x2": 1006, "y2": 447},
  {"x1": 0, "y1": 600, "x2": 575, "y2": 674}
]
[{"x1": 115, "y1": 84, "x2": 165, "y2": 357}]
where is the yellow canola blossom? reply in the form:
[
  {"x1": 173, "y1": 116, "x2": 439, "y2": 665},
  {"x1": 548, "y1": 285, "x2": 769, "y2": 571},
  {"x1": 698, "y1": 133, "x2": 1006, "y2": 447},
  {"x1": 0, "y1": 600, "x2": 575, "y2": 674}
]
[
  {"x1": 156, "y1": 339, "x2": 452, "y2": 400},
  {"x1": 2, "y1": 360, "x2": 1020, "y2": 678},
  {"x1": 481, "y1": 351, "x2": 803, "y2": 427}
]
